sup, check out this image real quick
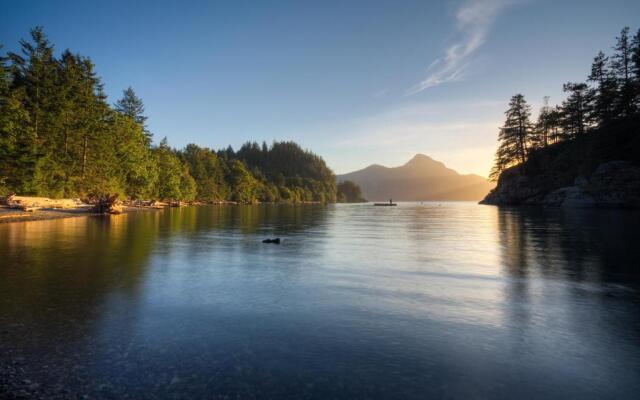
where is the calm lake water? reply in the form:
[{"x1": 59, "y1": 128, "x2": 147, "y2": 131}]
[{"x1": 1, "y1": 203, "x2": 639, "y2": 399}]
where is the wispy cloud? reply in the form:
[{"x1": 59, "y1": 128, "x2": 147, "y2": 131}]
[{"x1": 406, "y1": 0, "x2": 514, "y2": 95}]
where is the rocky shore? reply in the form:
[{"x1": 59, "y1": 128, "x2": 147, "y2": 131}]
[{"x1": 481, "y1": 160, "x2": 640, "y2": 208}]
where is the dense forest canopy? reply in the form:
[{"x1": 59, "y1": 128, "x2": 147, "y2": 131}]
[
  {"x1": 336, "y1": 180, "x2": 366, "y2": 203},
  {"x1": 491, "y1": 27, "x2": 640, "y2": 180},
  {"x1": 0, "y1": 27, "x2": 336, "y2": 203}
]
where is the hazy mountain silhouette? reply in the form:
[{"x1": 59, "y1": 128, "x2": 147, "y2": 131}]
[{"x1": 337, "y1": 154, "x2": 494, "y2": 201}]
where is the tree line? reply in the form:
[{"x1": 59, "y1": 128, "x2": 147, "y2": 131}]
[
  {"x1": 491, "y1": 27, "x2": 640, "y2": 179},
  {"x1": 0, "y1": 27, "x2": 337, "y2": 203}
]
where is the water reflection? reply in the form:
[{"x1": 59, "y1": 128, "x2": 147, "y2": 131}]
[{"x1": 0, "y1": 204, "x2": 639, "y2": 399}]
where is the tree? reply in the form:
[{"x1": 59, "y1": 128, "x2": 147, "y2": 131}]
[
  {"x1": 531, "y1": 97, "x2": 552, "y2": 149},
  {"x1": 115, "y1": 86, "x2": 151, "y2": 144},
  {"x1": 611, "y1": 27, "x2": 635, "y2": 117},
  {"x1": 0, "y1": 27, "x2": 339, "y2": 203},
  {"x1": 7, "y1": 26, "x2": 58, "y2": 143},
  {"x1": 181, "y1": 144, "x2": 228, "y2": 201},
  {"x1": 337, "y1": 180, "x2": 366, "y2": 203},
  {"x1": 588, "y1": 51, "x2": 617, "y2": 125},
  {"x1": 115, "y1": 86, "x2": 147, "y2": 125},
  {"x1": 227, "y1": 159, "x2": 258, "y2": 203},
  {"x1": 154, "y1": 138, "x2": 185, "y2": 201},
  {"x1": 490, "y1": 94, "x2": 532, "y2": 180},
  {"x1": 631, "y1": 29, "x2": 640, "y2": 111},
  {"x1": 112, "y1": 113, "x2": 158, "y2": 199},
  {"x1": 561, "y1": 82, "x2": 590, "y2": 138}
]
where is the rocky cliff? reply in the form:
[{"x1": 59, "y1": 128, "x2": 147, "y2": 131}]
[
  {"x1": 481, "y1": 161, "x2": 640, "y2": 208},
  {"x1": 481, "y1": 119, "x2": 640, "y2": 208}
]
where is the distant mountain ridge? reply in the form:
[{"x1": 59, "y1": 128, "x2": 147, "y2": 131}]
[{"x1": 337, "y1": 154, "x2": 494, "y2": 201}]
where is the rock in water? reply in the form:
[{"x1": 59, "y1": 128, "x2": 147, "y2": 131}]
[{"x1": 262, "y1": 238, "x2": 281, "y2": 244}]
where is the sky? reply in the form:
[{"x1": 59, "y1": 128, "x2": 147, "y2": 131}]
[{"x1": 1, "y1": 0, "x2": 639, "y2": 177}]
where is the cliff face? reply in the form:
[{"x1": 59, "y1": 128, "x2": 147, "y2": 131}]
[
  {"x1": 481, "y1": 161, "x2": 640, "y2": 208},
  {"x1": 481, "y1": 119, "x2": 640, "y2": 208}
]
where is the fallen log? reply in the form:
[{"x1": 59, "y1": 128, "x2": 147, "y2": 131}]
[{"x1": 91, "y1": 195, "x2": 123, "y2": 214}]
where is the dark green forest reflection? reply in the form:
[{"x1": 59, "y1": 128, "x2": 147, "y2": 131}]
[{"x1": 497, "y1": 207, "x2": 640, "y2": 285}]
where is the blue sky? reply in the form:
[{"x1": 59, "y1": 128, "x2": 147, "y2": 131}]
[{"x1": 1, "y1": 0, "x2": 639, "y2": 176}]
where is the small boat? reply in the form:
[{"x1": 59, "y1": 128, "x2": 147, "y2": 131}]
[{"x1": 374, "y1": 199, "x2": 397, "y2": 206}]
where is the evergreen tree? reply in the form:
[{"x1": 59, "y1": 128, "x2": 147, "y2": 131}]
[
  {"x1": 531, "y1": 97, "x2": 552, "y2": 149},
  {"x1": 181, "y1": 144, "x2": 228, "y2": 201},
  {"x1": 561, "y1": 82, "x2": 590, "y2": 138},
  {"x1": 227, "y1": 159, "x2": 258, "y2": 203},
  {"x1": 631, "y1": 29, "x2": 640, "y2": 111},
  {"x1": 588, "y1": 51, "x2": 617, "y2": 125},
  {"x1": 154, "y1": 138, "x2": 184, "y2": 201},
  {"x1": 115, "y1": 86, "x2": 147, "y2": 125},
  {"x1": 490, "y1": 94, "x2": 532, "y2": 180},
  {"x1": 115, "y1": 86, "x2": 151, "y2": 144},
  {"x1": 611, "y1": 27, "x2": 635, "y2": 116},
  {"x1": 7, "y1": 26, "x2": 58, "y2": 144},
  {"x1": 0, "y1": 27, "x2": 338, "y2": 203},
  {"x1": 112, "y1": 113, "x2": 158, "y2": 199},
  {"x1": 546, "y1": 106, "x2": 564, "y2": 144}
]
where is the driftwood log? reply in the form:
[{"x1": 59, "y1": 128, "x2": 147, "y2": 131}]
[{"x1": 92, "y1": 195, "x2": 123, "y2": 214}]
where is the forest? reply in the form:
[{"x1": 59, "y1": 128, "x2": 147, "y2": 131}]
[
  {"x1": 490, "y1": 27, "x2": 640, "y2": 179},
  {"x1": 0, "y1": 27, "x2": 338, "y2": 203}
]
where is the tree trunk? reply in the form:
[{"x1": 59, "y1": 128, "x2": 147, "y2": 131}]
[{"x1": 82, "y1": 135, "x2": 88, "y2": 178}]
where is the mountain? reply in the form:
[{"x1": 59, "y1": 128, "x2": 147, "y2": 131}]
[{"x1": 337, "y1": 154, "x2": 494, "y2": 201}]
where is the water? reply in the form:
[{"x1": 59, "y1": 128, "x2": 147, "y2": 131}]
[{"x1": 1, "y1": 203, "x2": 639, "y2": 399}]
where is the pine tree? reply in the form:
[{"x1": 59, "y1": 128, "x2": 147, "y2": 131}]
[
  {"x1": 546, "y1": 106, "x2": 565, "y2": 144},
  {"x1": 490, "y1": 94, "x2": 532, "y2": 180},
  {"x1": 112, "y1": 113, "x2": 158, "y2": 199},
  {"x1": 115, "y1": 86, "x2": 147, "y2": 125},
  {"x1": 181, "y1": 144, "x2": 228, "y2": 201},
  {"x1": 611, "y1": 27, "x2": 635, "y2": 117},
  {"x1": 561, "y1": 82, "x2": 590, "y2": 138},
  {"x1": 115, "y1": 86, "x2": 151, "y2": 144},
  {"x1": 7, "y1": 26, "x2": 58, "y2": 144},
  {"x1": 154, "y1": 138, "x2": 185, "y2": 201},
  {"x1": 588, "y1": 51, "x2": 617, "y2": 125},
  {"x1": 531, "y1": 96, "x2": 552, "y2": 149},
  {"x1": 631, "y1": 29, "x2": 640, "y2": 112}
]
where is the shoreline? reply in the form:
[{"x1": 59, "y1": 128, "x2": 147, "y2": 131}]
[
  {"x1": 0, "y1": 202, "x2": 331, "y2": 224},
  {"x1": 0, "y1": 206, "x2": 104, "y2": 224}
]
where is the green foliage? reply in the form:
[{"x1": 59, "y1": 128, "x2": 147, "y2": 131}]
[
  {"x1": 0, "y1": 27, "x2": 337, "y2": 203},
  {"x1": 112, "y1": 113, "x2": 158, "y2": 199},
  {"x1": 180, "y1": 144, "x2": 228, "y2": 201},
  {"x1": 236, "y1": 141, "x2": 337, "y2": 202},
  {"x1": 227, "y1": 159, "x2": 258, "y2": 203},
  {"x1": 337, "y1": 180, "x2": 366, "y2": 203},
  {"x1": 155, "y1": 139, "x2": 184, "y2": 201}
]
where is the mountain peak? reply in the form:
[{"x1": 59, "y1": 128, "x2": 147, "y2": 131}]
[
  {"x1": 337, "y1": 153, "x2": 495, "y2": 201},
  {"x1": 406, "y1": 153, "x2": 434, "y2": 163},
  {"x1": 404, "y1": 153, "x2": 443, "y2": 169}
]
